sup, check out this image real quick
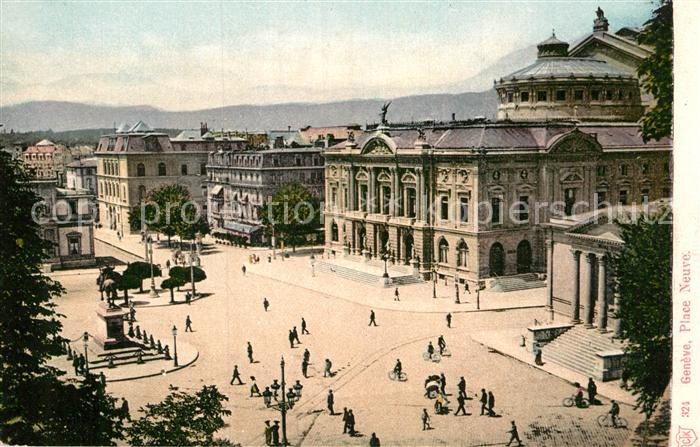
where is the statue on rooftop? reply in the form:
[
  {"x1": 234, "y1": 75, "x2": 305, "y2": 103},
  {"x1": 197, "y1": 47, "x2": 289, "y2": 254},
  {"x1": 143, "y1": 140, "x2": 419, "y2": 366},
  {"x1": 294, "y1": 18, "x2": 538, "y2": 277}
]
[{"x1": 380, "y1": 102, "x2": 392, "y2": 125}]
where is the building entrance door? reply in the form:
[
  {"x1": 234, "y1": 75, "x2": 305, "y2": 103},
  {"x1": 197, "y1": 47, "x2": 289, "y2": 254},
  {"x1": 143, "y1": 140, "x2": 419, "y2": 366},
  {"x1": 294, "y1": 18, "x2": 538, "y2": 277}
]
[
  {"x1": 489, "y1": 242, "x2": 505, "y2": 277},
  {"x1": 516, "y1": 240, "x2": 532, "y2": 273},
  {"x1": 403, "y1": 233, "x2": 414, "y2": 264}
]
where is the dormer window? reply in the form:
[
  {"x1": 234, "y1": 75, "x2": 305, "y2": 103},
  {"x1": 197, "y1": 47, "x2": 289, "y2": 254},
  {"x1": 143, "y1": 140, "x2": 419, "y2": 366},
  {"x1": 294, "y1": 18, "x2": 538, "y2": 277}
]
[
  {"x1": 537, "y1": 91, "x2": 547, "y2": 102},
  {"x1": 556, "y1": 90, "x2": 566, "y2": 101},
  {"x1": 606, "y1": 90, "x2": 614, "y2": 101},
  {"x1": 574, "y1": 90, "x2": 584, "y2": 101},
  {"x1": 520, "y1": 91, "x2": 529, "y2": 102},
  {"x1": 591, "y1": 90, "x2": 600, "y2": 101},
  {"x1": 507, "y1": 92, "x2": 514, "y2": 103}
]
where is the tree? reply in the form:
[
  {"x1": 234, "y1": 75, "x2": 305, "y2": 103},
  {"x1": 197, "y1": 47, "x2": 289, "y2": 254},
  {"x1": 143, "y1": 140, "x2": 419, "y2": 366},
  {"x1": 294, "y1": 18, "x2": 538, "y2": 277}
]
[
  {"x1": 610, "y1": 209, "x2": 672, "y2": 442},
  {"x1": 0, "y1": 152, "x2": 125, "y2": 444},
  {"x1": 169, "y1": 265, "x2": 207, "y2": 297},
  {"x1": 161, "y1": 277, "x2": 186, "y2": 303},
  {"x1": 260, "y1": 183, "x2": 320, "y2": 251},
  {"x1": 638, "y1": 0, "x2": 673, "y2": 142},
  {"x1": 127, "y1": 385, "x2": 233, "y2": 446},
  {"x1": 118, "y1": 273, "x2": 142, "y2": 306},
  {"x1": 124, "y1": 261, "x2": 163, "y2": 293}
]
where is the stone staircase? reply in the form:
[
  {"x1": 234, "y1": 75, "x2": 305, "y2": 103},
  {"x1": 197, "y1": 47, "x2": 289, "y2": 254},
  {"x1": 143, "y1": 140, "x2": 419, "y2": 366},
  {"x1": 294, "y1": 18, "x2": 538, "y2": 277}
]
[
  {"x1": 316, "y1": 260, "x2": 423, "y2": 286},
  {"x1": 542, "y1": 325, "x2": 626, "y2": 381},
  {"x1": 490, "y1": 273, "x2": 545, "y2": 292}
]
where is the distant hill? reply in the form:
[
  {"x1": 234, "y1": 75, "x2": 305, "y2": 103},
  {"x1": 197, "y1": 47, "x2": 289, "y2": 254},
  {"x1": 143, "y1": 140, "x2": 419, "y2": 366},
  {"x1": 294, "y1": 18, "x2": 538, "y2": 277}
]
[{"x1": 0, "y1": 90, "x2": 498, "y2": 132}]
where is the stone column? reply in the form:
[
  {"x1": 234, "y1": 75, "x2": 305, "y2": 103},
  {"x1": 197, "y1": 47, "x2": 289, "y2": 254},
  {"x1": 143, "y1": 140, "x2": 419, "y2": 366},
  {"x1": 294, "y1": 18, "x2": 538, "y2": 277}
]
[
  {"x1": 581, "y1": 253, "x2": 594, "y2": 327},
  {"x1": 570, "y1": 249, "x2": 581, "y2": 323},
  {"x1": 545, "y1": 239, "x2": 554, "y2": 312},
  {"x1": 389, "y1": 168, "x2": 397, "y2": 216},
  {"x1": 596, "y1": 254, "x2": 608, "y2": 332},
  {"x1": 416, "y1": 168, "x2": 423, "y2": 221},
  {"x1": 611, "y1": 290, "x2": 622, "y2": 337},
  {"x1": 368, "y1": 168, "x2": 376, "y2": 214},
  {"x1": 348, "y1": 167, "x2": 355, "y2": 211}
]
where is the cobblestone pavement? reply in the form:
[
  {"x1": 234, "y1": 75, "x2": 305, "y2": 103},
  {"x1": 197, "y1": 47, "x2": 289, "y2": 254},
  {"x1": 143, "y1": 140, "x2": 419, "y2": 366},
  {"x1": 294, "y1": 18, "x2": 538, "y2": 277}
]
[{"x1": 48, "y1": 231, "x2": 642, "y2": 446}]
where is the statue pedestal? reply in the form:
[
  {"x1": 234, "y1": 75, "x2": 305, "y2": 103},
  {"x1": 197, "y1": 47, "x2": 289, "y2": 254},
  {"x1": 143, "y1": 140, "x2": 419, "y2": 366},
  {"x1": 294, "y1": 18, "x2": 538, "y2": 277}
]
[
  {"x1": 410, "y1": 258, "x2": 420, "y2": 275},
  {"x1": 362, "y1": 249, "x2": 371, "y2": 262},
  {"x1": 95, "y1": 302, "x2": 128, "y2": 350}
]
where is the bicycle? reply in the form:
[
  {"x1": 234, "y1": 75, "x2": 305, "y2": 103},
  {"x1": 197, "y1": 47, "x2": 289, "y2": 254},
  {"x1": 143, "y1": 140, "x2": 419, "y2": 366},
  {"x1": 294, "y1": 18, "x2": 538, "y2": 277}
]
[
  {"x1": 562, "y1": 395, "x2": 589, "y2": 408},
  {"x1": 438, "y1": 347, "x2": 452, "y2": 357},
  {"x1": 597, "y1": 413, "x2": 628, "y2": 428},
  {"x1": 388, "y1": 370, "x2": 407, "y2": 381},
  {"x1": 423, "y1": 352, "x2": 442, "y2": 362}
]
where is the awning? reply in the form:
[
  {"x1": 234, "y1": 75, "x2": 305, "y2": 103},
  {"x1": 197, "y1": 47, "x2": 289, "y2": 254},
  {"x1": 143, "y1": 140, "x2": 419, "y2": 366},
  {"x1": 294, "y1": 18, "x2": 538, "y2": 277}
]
[
  {"x1": 210, "y1": 185, "x2": 223, "y2": 196},
  {"x1": 223, "y1": 221, "x2": 262, "y2": 235}
]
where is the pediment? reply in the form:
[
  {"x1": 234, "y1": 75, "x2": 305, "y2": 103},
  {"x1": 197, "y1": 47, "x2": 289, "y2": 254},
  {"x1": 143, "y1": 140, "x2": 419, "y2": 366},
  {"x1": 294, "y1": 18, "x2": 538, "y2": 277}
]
[
  {"x1": 355, "y1": 169, "x2": 369, "y2": 181},
  {"x1": 401, "y1": 172, "x2": 417, "y2": 183},
  {"x1": 377, "y1": 170, "x2": 392, "y2": 182},
  {"x1": 361, "y1": 135, "x2": 396, "y2": 156},
  {"x1": 560, "y1": 172, "x2": 585, "y2": 184},
  {"x1": 547, "y1": 130, "x2": 602, "y2": 155}
]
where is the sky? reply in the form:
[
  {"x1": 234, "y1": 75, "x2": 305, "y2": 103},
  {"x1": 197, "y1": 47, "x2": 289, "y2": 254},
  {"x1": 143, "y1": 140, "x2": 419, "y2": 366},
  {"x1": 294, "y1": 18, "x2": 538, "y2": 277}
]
[{"x1": 0, "y1": 1, "x2": 654, "y2": 111}]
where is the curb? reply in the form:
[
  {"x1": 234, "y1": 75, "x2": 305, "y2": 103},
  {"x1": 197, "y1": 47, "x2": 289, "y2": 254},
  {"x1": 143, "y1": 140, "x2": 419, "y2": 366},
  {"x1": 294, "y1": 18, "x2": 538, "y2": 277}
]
[
  {"x1": 106, "y1": 350, "x2": 200, "y2": 383},
  {"x1": 95, "y1": 236, "x2": 145, "y2": 261}
]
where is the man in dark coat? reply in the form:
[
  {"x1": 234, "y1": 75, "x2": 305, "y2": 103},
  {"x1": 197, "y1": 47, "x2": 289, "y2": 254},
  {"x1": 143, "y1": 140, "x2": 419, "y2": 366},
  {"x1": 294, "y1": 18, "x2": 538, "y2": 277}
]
[
  {"x1": 369, "y1": 432, "x2": 380, "y2": 447},
  {"x1": 480, "y1": 389, "x2": 488, "y2": 415},
  {"x1": 342, "y1": 407, "x2": 349, "y2": 433},
  {"x1": 263, "y1": 298, "x2": 270, "y2": 312},
  {"x1": 264, "y1": 420, "x2": 272, "y2": 446},
  {"x1": 271, "y1": 421, "x2": 280, "y2": 446},
  {"x1": 247, "y1": 342, "x2": 254, "y2": 363},
  {"x1": 230, "y1": 365, "x2": 243, "y2": 385},
  {"x1": 455, "y1": 392, "x2": 467, "y2": 416},
  {"x1": 292, "y1": 326, "x2": 301, "y2": 344},
  {"x1": 288, "y1": 330, "x2": 295, "y2": 348},
  {"x1": 446, "y1": 313, "x2": 452, "y2": 328},
  {"x1": 301, "y1": 359, "x2": 309, "y2": 378},
  {"x1": 587, "y1": 377, "x2": 599, "y2": 405},
  {"x1": 327, "y1": 389, "x2": 335, "y2": 415},
  {"x1": 368, "y1": 310, "x2": 377, "y2": 326},
  {"x1": 458, "y1": 376, "x2": 466, "y2": 397},
  {"x1": 185, "y1": 315, "x2": 193, "y2": 332},
  {"x1": 324, "y1": 358, "x2": 333, "y2": 377},
  {"x1": 488, "y1": 391, "x2": 496, "y2": 416},
  {"x1": 121, "y1": 398, "x2": 130, "y2": 420},
  {"x1": 301, "y1": 318, "x2": 310, "y2": 334},
  {"x1": 506, "y1": 420, "x2": 524, "y2": 446},
  {"x1": 347, "y1": 409, "x2": 356, "y2": 435}
]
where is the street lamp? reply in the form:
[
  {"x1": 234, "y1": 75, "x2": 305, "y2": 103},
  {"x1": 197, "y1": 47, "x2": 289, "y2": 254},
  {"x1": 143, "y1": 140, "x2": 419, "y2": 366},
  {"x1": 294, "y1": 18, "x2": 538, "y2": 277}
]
[
  {"x1": 82, "y1": 331, "x2": 90, "y2": 378},
  {"x1": 432, "y1": 259, "x2": 437, "y2": 299},
  {"x1": 148, "y1": 236, "x2": 159, "y2": 298},
  {"x1": 280, "y1": 356, "x2": 289, "y2": 446},
  {"x1": 189, "y1": 242, "x2": 196, "y2": 299},
  {"x1": 454, "y1": 273, "x2": 460, "y2": 304},
  {"x1": 310, "y1": 254, "x2": 316, "y2": 277},
  {"x1": 172, "y1": 325, "x2": 179, "y2": 367},
  {"x1": 382, "y1": 250, "x2": 389, "y2": 279}
]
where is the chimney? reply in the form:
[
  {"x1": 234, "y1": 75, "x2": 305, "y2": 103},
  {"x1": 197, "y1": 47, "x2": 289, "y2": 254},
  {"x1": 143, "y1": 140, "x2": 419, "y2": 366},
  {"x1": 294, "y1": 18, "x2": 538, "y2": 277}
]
[
  {"x1": 451, "y1": 113, "x2": 456, "y2": 121},
  {"x1": 200, "y1": 122, "x2": 208, "y2": 136}
]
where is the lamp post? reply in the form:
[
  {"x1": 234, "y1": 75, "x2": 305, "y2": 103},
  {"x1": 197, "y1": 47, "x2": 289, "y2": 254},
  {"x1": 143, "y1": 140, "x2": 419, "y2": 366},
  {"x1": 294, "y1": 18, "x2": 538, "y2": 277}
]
[
  {"x1": 382, "y1": 250, "x2": 389, "y2": 278},
  {"x1": 148, "y1": 235, "x2": 159, "y2": 298},
  {"x1": 432, "y1": 260, "x2": 437, "y2": 299},
  {"x1": 271, "y1": 224, "x2": 276, "y2": 260},
  {"x1": 476, "y1": 280, "x2": 481, "y2": 310},
  {"x1": 172, "y1": 325, "x2": 179, "y2": 366},
  {"x1": 310, "y1": 254, "x2": 316, "y2": 277},
  {"x1": 189, "y1": 242, "x2": 196, "y2": 299},
  {"x1": 82, "y1": 331, "x2": 90, "y2": 378},
  {"x1": 280, "y1": 356, "x2": 288, "y2": 446},
  {"x1": 454, "y1": 273, "x2": 460, "y2": 304}
]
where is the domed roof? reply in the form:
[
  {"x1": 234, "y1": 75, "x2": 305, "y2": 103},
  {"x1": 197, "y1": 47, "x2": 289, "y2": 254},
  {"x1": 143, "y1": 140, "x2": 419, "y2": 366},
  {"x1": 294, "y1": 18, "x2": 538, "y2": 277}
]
[{"x1": 502, "y1": 57, "x2": 634, "y2": 81}]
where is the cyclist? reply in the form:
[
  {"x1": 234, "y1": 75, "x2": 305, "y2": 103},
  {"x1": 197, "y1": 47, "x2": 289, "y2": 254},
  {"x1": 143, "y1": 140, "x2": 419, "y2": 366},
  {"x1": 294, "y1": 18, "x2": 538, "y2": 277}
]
[
  {"x1": 394, "y1": 359, "x2": 402, "y2": 378},
  {"x1": 574, "y1": 382, "x2": 586, "y2": 408},
  {"x1": 437, "y1": 335, "x2": 446, "y2": 355},
  {"x1": 609, "y1": 400, "x2": 620, "y2": 427}
]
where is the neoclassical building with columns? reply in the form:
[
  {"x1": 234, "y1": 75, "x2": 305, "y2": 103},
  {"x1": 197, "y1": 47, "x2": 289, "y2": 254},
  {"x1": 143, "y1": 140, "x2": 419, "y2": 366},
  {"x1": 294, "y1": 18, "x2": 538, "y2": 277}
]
[{"x1": 323, "y1": 12, "x2": 672, "y2": 295}]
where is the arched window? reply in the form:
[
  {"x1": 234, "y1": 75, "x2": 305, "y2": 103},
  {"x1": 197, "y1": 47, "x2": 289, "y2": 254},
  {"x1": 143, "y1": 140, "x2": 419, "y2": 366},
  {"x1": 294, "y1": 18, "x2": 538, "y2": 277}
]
[
  {"x1": 438, "y1": 238, "x2": 449, "y2": 264},
  {"x1": 331, "y1": 221, "x2": 339, "y2": 241},
  {"x1": 137, "y1": 163, "x2": 145, "y2": 177},
  {"x1": 158, "y1": 162, "x2": 166, "y2": 176},
  {"x1": 457, "y1": 239, "x2": 469, "y2": 268},
  {"x1": 138, "y1": 185, "x2": 147, "y2": 203}
]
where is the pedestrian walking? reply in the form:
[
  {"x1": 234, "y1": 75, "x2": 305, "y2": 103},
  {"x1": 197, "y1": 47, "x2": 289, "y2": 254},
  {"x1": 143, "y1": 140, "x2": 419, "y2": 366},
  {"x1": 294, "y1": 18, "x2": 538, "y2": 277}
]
[
  {"x1": 507, "y1": 420, "x2": 524, "y2": 446},
  {"x1": 394, "y1": 287, "x2": 400, "y2": 301},
  {"x1": 438, "y1": 335, "x2": 446, "y2": 355},
  {"x1": 264, "y1": 420, "x2": 272, "y2": 446},
  {"x1": 301, "y1": 359, "x2": 309, "y2": 378},
  {"x1": 488, "y1": 391, "x2": 496, "y2": 416},
  {"x1": 587, "y1": 377, "x2": 599, "y2": 405},
  {"x1": 247, "y1": 341, "x2": 254, "y2": 363},
  {"x1": 327, "y1": 390, "x2": 335, "y2": 415},
  {"x1": 440, "y1": 373, "x2": 447, "y2": 395},
  {"x1": 185, "y1": 291, "x2": 192, "y2": 305},
  {"x1": 230, "y1": 365, "x2": 243, "y2": 385},
  {"x1": 347, "y1": 409, "x2": 356, "y2": 435},
  {"x1": 99, "y1": 371, "x2": 107, "y2": 388},
  {"x1": 446, "y1": 312, "x2": 452, "y2": 328},
  {"x1": 369, "y1": 432, "x2": 380, "y2": 447},
  {"x1": 288, "y1": 330, "x2": 295, "y2": 348},
  {"x1": 72, "y1": 355, "x2": 80, "y2": 375},
  {"x1": 251, "y1": 378, "x2": 261, "y2": 397},
  {"x1": 455, "y1": 393, "x2": 467, "y2": 416},
  {"x1": 324, "y1": 358, "x2": 333, "y2": 377},
  {"x1": 242, "y1": 265, "x2": 246, "y2": 276},
  {"x1": 464, "y1": 281, "x2": 471, "y2": 295},
  {"x1": 263, "y1": 298, "x2": 269, "y2": 312},
  {"x1": 121, "y1": 398, "x2": 130, "y2": 420},
  {"x1": 303, "y1": 348, "x2": 310, "y2": 362},
  {"x1": 263, "y1": 387, "x2": 273, "y2": 407},
  {"x1": 185, "y1": 315, "x2": 193, "y2": 332},
  {"x1": 480, "y1": 389, "x2": 488, "y2": 415},
  {"x1": 271, "y1": 421, "x2": 280, "y2": 446},
  {"x1": 129, "y1": 303, "x2": 136, "y2": 322},
  {"x1": 368, "y1": 310, "x2": 378, "y2": 326},
  {"x1": 342, "y1": 407, "x2": 349, "y2": 433},
  {"x1": 422, "y1": 408, "x2": 431, "y2": 430},
  {"x1": 458, "y1": 376, "x2": 466, "y2": 397},
  {"x1": 292, "y1": 326, "x2": 301, "y2": 344},
  {"x1": 301, "y1": 317, "x2": 310, "y2": 334},
  {"x1": 166, "y1": 259, "x2": 171, "y2": 270}
]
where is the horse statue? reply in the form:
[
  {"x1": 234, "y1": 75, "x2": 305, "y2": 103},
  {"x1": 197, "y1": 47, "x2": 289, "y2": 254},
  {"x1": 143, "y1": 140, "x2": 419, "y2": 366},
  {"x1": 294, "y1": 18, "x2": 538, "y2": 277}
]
[{"x1": 97, "y1": 265, "x2": 121, "y2": 308}]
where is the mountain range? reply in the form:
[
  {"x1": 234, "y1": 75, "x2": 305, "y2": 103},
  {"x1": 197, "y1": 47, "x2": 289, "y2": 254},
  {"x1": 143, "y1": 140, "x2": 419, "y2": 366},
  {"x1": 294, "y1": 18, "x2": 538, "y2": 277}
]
[{"x1": 0, "y1": 44, "x2": 537, "y2": 132}]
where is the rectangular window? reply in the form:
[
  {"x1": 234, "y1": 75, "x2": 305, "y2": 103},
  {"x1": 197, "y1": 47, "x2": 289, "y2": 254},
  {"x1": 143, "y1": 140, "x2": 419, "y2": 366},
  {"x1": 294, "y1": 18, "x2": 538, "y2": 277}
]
[
  {"x1": 606, "y1": 90, "x2": 614, "y2": 100},
  {"x1": 556, "y1": 90, "x2": 566, "y2": 101},
  {"x1": 440, "y1": 196, "x2": 449, "y2": 221},
  {"x1": 664, "y1": 162, "x2": 670, "y2": 174},
  {"x1": 574, "y1": 90, "x2": 584, "y2": 101},
  {"x1": 537, "y1": 91, "x2": 547, "y2": 102},
  {"x1": 620, "y1": 164, "x2": 629, "y2": 176},
  {"x1": 459, "y1": 197, "x2": 469, "y2": 223},
  {"x1": 591, "y1": 90, "x2": 600, "y2": 101},
  {"x1": 596, "y1": 165, "x2": 607, "y2": 176},
  {"x1": 507, "y1": 92, "x2": 514, "y2": 103},
  {"x1": 382, "y1": 186, "x2": 391, "y2": 214},
  {"x1": 491, "y1": 197, "x2": 502, "y2": 224},
  {"x1": 407, "y1": 188, "x2": 416, "y2": 218},
  {"x1": 564, "y1": 188, "x2": 576, "y2": 216},
  {"x1": 331, "y1": 187, "x2": 337, "y2": 207},
  {"x1": 200, "y1": 163, "x2": 206, "y2": 175},
  {"x1": 641, "y1": 163, "x2": 649, "y2": 175},
  {"x1": 359, "y1": 185, "x2": 368, "y2": 212},
  {"x1": 596, "y1": 191, "x2": 608, "y2": 209},
  {"x1": 619, "y1": 190, "x2": 628, "y2": 205},
  {"x1": 181, "y1": 164, "x2": 188, "y2": 175},
  {"x1": 67, "y1": 235, "x2": 81, "y2": 256},
  {"x1": 520, "y1": 91, "x2": 529, "y2": 102},
  {"x1": 517, "y1": 196, "x2": 529, "y2": 222}
]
